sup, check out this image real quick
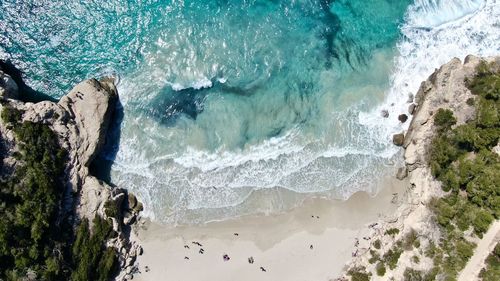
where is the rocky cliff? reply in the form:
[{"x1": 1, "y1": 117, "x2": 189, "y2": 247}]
[
  {"x1": 0, "y1": 65, "x2": 141, "y2": 280},
  {"x1": 343, "y1": 55, "x2": 500, "y2": 280}
]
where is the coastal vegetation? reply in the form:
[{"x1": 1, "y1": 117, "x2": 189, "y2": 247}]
[
  {"x1": 390, "y1": 61, "x2": 499, "y2": 281},
  {"x1": 410, "y1": 61, "x2": 498, "y2": 280},
  {"x1": 0, "y1": 104, "x2": 118, "y2": 280},
  {"x1": 346, "y1": 60, "x2": 499, "y2": 281},
  {"x1": 479, "y1": 243, "x2": 500, "y2": 281}
]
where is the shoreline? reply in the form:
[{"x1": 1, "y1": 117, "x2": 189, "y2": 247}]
[{"x1": 132, "y1": 175, "x2": 409, "y2": 281}]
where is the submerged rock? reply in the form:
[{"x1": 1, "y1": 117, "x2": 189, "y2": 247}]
[{"x1": 381, "y1": 109, "x2": 389, "y2": 118}]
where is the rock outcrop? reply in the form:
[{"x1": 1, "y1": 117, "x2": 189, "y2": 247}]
[
  {"x1": 0, "y1": 69, "x2": 19, "y2": 99},
  {"x1": 342, "y1": 55, "x2": 500, "y2": 280},
  {"x1": 403, "y1": 55, "x2": 499, "y2": 173},
  {"x1": 0, "y1": 66, "x2": 141, "y2": 280}
]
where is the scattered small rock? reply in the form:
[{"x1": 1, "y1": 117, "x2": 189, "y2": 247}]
[
  {"x1": 260, "y1": 267, "x2": 267, "y2": 272},
  {"x1": 392, "y1": 133, "x2": 405, "y2": 146},
  {"x1": 248, "y1": 257, "x2": 254, "y2": 264},
  {"x1": 396, "y1": 166, "x2": 408, "y2": 180},
  {"x1": 184, "y1": 256, "x2": 189, "y2": 260},
  {"x1": 398, "y1": 114, "x2": 408, "y2": 123},
  {"x1": 199, "y1": 248, "x2": 204, "y2": 254},
  {"x1": 391, "y1": 193, "x2": 399, "y2": 204},
  {"x1": 407, "y1": 93, "x2": 414, "y2": 103},
  {"x1": 128, "y1": 193, "x2": 138, "y2": 209},
  {"x1": 310, "y1": 244, "x2": 313, "y2": 250},
  {"x1": 408, "y1": 103, "x2": 416, "y2": 115},
  {"x1": 223, "y1": 254, "x2": 230, "y2": 261},
  {"x1": 123, "y1": 211, "x2": 136, "y2": 225},
  {"x1": 234, "y1": 233, "x2": 239, "y2": 236},
  {"x1": 145, "y1": 266, "x2": 150, "y2": 272}
]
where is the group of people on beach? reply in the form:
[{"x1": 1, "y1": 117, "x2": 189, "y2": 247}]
[
  {"x1": 176, "y1": 214, "x2": 333, "y2": 274},
  {"x1": 182, "y1": 236, "x2": 268, "y2": 273}
]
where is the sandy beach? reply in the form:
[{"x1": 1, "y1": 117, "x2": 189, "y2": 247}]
[{"x1": 133, "y1": 175, "x2": 408, "y2": 281}]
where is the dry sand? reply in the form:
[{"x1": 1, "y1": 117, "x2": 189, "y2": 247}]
[{"x1": 133, "y1": 176, "x2": 408, "y2": 281}]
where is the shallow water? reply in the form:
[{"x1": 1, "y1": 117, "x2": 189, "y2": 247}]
[{"x1": 1, "y1": 0, "x2": 498, "y2": 224}]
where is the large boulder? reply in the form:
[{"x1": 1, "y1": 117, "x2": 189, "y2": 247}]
[{"x1": 59, "y1": 78, "x2": 118, "y2": 168}]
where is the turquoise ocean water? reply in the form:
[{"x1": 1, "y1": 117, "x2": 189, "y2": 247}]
[{"x1": 1, "y1": 0, "x2": 499, "y2": 224}]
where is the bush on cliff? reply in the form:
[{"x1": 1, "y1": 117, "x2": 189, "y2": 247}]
[
  {"x1": 71, "y1": 216, "x2": 117, "y2": 281},
  {"x1": 0, "y1": 105, "x2": 118, "y2": 280},
  {"x1": 434, "y1": 108, "x2": 457, "y2": 132}
]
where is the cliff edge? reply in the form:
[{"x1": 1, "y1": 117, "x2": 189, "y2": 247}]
[
  {"x1": 342, "y1": 55, "x2": 500, "y2": 280},
  {"x1": 0, "y1": 65, "x2": 141, "y2": 280}
]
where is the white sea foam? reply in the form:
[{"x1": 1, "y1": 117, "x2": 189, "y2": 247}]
[{"x1": 110, "y1": 0, "x2": 499, "y2": 224}]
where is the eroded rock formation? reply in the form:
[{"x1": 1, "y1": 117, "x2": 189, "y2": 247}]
[{"x1": 0, "y1": 66, "x2": 141, "y2": 280}]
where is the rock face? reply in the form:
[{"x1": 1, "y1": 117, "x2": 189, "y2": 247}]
[
  {"x1": 404, "y1": 55, "x2": 499, "y2": 172},
  {"x1": 0, "y1": 69, "x2": 19, "y2": 99},
  {"x1": 0, "y1": 69, "x2": 141, "y2": 281}
]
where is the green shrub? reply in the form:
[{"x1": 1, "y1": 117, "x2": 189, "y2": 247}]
[
  {"x1": 456, "y1": 240, "x2": 474, "y2": 262},
  {"x1": 347, "y1": 266, "x2": 371, "y2": 281},
  {"x1": 71, "y1": 216, "x2": 117, "y2": 281},
  {"x1": 0, "y1": 113, "x2": 67, "y2": 279},
  {"x1": 412, "y1": 255, "x2": 420, "y2": 264},
  {"x1": 384, "y1": 247, "x2": 403, "y2": 270},
  {"x1": 0, "y1": 105, "x2": 22, "y2": 124},
  {"x1": 376, "y1": 262, "x2": 386, "y2": 276},
  {"x1": 472, "y1": 209, "x2": 494, "y2": 236},
  {"x1": 403, "y1": 268, "x2": 424, "y2": 281},
  {"x1": 373, "y1": 239, "x2": 381, "y2": 250},
  {"x1": 434, "y1": 108, "x2": 457, "y2": 131},
  {"x1": 385, "y1": 228, "x2": 400, "y2": 236},
  {"x1": 104, "y1": 200, "x2": 120, "y2": 219},
  {"x1": 477, "y1": 98, "x2": 499, "y2": 128},
  {"x1": 403, "y1": 229, "x2": 419, "y2": 251},
  {"x1": 429, "y1": 135, "x2": 461, "y2": 178},
  {"x1": 466, "y1": 97, "x2": 475, "y2": 106},
  {"x1": 479, "y1": 243, "x2": 500, "y2": 281},
  {"x1": 423, "y1": 267, "x2": 439, "y2": 281},
  {"x1": 368, "y1": 250, "x2": 380, "y2": 264},
  {"x1": 467, "y1": 61, "x2": 500, "y2": 101},
  {"x1": 425, "y1": 241, "x2": 438, "y2": 258},
  {"x1": 0, "y1": 106, "x2": 118, "y2": 280}
]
